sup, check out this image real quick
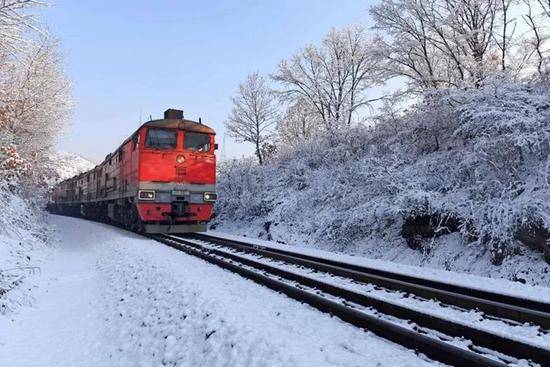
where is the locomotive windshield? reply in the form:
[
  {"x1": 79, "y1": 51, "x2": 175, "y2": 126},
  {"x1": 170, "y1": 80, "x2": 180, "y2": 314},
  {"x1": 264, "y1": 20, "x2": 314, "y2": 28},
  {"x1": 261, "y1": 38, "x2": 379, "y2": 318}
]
[
  {"x1": 145, "y1": 128, "x2": 177, "y2": 149},
  {"x1": 184, "y1": 132, "x2": 211, "y2": 152}
]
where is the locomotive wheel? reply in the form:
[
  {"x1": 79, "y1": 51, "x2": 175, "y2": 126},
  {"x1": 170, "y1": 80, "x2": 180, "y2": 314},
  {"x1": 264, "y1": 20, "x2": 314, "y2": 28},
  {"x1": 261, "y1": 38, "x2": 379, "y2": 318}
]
[{"x1": 129, "y1": 205, "x2": 145, "y2": 233}]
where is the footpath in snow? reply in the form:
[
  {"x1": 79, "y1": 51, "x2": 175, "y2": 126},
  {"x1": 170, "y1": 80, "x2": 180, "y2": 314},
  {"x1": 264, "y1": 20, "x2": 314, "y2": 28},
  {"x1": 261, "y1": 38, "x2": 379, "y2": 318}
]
[{"x1": 0, "y1": 215, "x2": 442, "y2": 367}]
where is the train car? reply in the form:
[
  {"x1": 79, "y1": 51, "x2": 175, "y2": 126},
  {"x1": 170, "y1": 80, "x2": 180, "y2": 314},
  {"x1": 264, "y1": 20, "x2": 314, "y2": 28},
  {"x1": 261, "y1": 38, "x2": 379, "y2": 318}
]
[{"x1": 50, "y1": 108, "x2": 217, "y2": 233}]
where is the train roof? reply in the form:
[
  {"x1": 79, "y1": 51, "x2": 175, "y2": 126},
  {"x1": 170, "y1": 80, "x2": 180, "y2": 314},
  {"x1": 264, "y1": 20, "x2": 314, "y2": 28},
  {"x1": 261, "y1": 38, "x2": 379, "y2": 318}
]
[
  {"x1": 143, "y1": 118, "x2": 216, "y2": 135},
  {"x1": 117, "y1": 118, "x2": 215, "y2": 151}
]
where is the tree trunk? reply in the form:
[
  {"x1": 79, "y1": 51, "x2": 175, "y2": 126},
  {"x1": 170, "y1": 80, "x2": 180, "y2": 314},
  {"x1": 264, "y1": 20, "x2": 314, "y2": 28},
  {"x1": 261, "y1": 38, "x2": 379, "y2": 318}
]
[{"x1": 255, "y1": 140, "x2": 263, "y2": 165}]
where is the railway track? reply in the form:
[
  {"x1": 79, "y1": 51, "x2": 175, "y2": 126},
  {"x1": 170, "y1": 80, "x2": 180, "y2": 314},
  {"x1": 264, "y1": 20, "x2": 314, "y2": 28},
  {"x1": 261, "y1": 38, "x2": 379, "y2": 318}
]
[{"x1": 150, "y1": 233, "x2": 550, "y2": 367}]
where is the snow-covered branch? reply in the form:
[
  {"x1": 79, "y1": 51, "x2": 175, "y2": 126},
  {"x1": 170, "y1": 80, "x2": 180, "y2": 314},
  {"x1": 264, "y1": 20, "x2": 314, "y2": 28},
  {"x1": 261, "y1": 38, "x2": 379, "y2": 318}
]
[
  {"x1": 225, "y1": 72, "x2": 278, "y2": 165},
  {"x1": 272, "y1": 25, "x2": 383, "y2": 131}
]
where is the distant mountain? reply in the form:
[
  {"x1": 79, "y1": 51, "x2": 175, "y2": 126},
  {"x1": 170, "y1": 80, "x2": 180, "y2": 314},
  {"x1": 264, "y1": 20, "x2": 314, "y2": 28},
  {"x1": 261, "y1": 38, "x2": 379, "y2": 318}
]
[{"x1": 50, "y1": 152, "x2": 96, "y2": 181}]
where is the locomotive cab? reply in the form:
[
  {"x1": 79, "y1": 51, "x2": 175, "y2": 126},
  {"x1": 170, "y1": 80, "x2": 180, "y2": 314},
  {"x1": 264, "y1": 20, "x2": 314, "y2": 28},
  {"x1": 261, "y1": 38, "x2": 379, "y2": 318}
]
[
  {"x1": 49, "y1": 108, "x2": 217, "y2": 235},
  {"x1": 134, "y1": 110, "x2": 217, "y2": 233}
]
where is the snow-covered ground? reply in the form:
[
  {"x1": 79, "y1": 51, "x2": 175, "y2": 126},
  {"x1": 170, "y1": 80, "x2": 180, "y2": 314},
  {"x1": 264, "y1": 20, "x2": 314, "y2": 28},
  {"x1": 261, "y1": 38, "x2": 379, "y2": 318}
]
[
  {"x1": 212, "y1": 219, "x2": 550, "y2": 288},
  {"x1": 0, "y1": 216, "x2": 444, "y2": 367},
  {"x1": 199, "y1": 232, "x2": 550, "y2": 352},
  {"x1": 206, "y1": 231, "x2": 550, "y2": 305},
  {"x1": 0, "y1": 191, "x2": 50, "y2": 315},
  {"x1": 0, "y1": 151, "x2": 95, "y2": 315}
]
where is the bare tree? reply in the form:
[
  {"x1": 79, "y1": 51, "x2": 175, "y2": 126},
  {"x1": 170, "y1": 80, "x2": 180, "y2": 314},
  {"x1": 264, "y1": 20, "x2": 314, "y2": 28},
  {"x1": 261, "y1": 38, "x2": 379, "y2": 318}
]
[
  {"x1": 494, "y1": 0, "x2": 516, "y2": 71},
  {"x1": 415, "y1": 0, "x2": 499, "y2": 85},
  {"x1": 276, "y1": 98, "x2": 318, "y2": 148},
  {"x1": 0, "y1": 1, "x2": 44, "y2": 51},
  {"x1": 371, "y1": 0, "x2": 447, "y2": 89},
  {"x1": 272, "y1": 25, "x2": 382, "y2": 131},
  {"x1": 371, "y1": 0, "x2": 550, "y2": 89},
  {"x1": 522, "y1": 0, "x2": 549, "y2": 76},
  {"x1": 225, "y1": 72, "x2": 278, "y2": 165},
  {"x1": 538, "y1": 0, "x2": 550, "y2": 17}
]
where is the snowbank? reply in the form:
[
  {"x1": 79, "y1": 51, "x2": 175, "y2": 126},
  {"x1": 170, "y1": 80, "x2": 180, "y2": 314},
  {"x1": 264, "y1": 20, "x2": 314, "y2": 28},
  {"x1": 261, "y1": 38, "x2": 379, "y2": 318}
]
[
  {"x1": 0, "y1": 151, "x2": 94, "y2": 314},
  {"x1": 0, "y1": 189, "x2": 50, "y2": 314}
]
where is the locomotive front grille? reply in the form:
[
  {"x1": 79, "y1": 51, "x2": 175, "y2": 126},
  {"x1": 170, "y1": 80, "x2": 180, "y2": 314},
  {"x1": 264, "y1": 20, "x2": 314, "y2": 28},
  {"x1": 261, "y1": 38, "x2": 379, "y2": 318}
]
[{"x1": 171, "y1": 201, "x2": 194, "y2": 217}]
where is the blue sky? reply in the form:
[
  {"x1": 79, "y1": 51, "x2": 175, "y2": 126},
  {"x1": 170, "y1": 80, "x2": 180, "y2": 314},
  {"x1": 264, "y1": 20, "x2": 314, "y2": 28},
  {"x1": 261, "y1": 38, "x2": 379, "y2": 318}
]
[{"x1": 44, "y1": 1, "x2": 374, "y2": 162}]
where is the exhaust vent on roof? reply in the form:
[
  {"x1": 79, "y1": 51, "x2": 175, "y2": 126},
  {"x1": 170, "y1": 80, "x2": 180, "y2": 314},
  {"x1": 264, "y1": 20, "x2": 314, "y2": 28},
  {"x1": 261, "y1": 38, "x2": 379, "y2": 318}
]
[{"x1": 164, "y1": 108, "x2": 183, "y2": 120}]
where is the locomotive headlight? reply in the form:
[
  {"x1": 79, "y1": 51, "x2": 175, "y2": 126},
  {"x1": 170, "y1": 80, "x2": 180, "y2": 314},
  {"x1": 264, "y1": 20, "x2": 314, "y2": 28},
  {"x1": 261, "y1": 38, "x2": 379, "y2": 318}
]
[
  {"x1": 203, "y1": 192, "x2": 217, "y2": 202},
  {"x1": 176, "y1": 155, "x2": 185, "y2": 164},
  {"x1": 138, "y1": 190, "x2": 155, "y2": 200}
]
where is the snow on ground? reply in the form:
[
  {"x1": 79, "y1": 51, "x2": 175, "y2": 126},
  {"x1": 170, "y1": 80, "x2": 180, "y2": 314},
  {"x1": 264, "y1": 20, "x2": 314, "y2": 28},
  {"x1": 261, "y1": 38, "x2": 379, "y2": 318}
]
[
  {"x1": 193, "y1": 233, "x2": 550, "y2": 350},
  {"x1": 207, "y1": 230, "x2": 550, "y2": 305},
  {"x1": 0, "y1": 215, "x2": 443, "y2": 367},
  {"x1": 212, "y1": 219, "x2": 550, "y2": 289},
  {"x1": 0, "y1": 150, "x2": 94, "y2": 315},
  {"x1": 0, "y1": 191, "x2": 50, "y2": 314}
]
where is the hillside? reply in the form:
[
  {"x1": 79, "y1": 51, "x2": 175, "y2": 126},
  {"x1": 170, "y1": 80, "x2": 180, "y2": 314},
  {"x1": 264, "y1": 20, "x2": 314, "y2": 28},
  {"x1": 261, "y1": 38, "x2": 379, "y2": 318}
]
[
  {"x1": 213, "y1": 80, "x2": 550, "y2": 287},
  {"x1": 50, "y1": 152, "x2": 96, "y2": 181}
]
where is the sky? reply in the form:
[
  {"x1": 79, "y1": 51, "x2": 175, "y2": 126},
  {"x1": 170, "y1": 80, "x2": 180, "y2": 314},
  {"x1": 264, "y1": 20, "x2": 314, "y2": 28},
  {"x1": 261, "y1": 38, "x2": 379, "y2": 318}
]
[{"x1": 43, "y1": 1, "x2": 375, "y2": 163}]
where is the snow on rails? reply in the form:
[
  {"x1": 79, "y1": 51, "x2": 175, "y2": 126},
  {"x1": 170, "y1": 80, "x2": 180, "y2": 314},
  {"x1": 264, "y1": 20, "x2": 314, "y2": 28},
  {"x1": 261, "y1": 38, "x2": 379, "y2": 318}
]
[{"x1": 151, "y1": 233, "x2": 550, "y2": 367}]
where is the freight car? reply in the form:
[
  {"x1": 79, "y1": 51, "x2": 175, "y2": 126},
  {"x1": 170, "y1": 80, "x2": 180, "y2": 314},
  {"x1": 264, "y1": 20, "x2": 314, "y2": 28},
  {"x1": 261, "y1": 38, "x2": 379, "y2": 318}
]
[{"x1": 49, "y1": 108, "x2": 217, "y2": 233}]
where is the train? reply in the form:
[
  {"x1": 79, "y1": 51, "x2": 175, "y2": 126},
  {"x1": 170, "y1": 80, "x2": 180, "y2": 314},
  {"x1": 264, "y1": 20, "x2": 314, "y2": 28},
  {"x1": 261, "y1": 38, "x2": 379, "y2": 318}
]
[{"x1": 49, "y1": 108, "x2": 217, "y2": 233}]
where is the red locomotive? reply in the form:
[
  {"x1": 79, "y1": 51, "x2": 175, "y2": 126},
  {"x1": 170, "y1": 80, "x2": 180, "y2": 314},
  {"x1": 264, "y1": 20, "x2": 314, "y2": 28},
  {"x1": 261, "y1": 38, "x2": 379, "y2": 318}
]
[{"x1": 49, "y1": 108, "x2": 217, "y2": 233}]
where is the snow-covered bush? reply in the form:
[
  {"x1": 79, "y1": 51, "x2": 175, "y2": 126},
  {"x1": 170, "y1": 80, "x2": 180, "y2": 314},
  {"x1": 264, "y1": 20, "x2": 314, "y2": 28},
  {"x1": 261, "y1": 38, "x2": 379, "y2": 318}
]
[
  {"x1": 0, "y1": 182, "x2": 49, "y2": 313},
  {"x1": 0, "y1": 1, "x2": 73, "y2": 312},
  {"x1": 215, "y1": 79, "x2": 550, "y2": 282},
  {"x1": 0, "y1": 145, "x2": 32, "y2": 189}
]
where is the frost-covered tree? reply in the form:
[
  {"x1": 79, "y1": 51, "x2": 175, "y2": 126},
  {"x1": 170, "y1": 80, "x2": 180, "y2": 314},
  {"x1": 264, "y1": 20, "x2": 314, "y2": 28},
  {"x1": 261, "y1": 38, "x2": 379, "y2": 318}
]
[
  {"x1": 371, "y1": 0, "x2": 448, "y2": 89},
  {"x1": 0, "y1": 1, "x2": 73, "y2": 195},
  {"x1": 276, "y1": 98, "x2": 319, "y2": 149},
  {"x1": 272, "y1": 25, "x2": 383, "y2": 131},
  {"x1": 371, "y1": 0, "x2": 500, "y2": 88},
  {"x1": 538, "y1": 0, "x2": 550, "y2": 17},
  {"x1": 370, "y1": 0, "x2": 550, "y2": 90},
  {"x1": 225, "y1": 72, "x2": 278, "y2": 165},
  {"x1": 494, "y1": 0, "x2": 515, "y2": 72},
  {"x1": 522, "y1": 0, "x2": 550, "y2": 76},
  {"x1": 1, "y1": 37, "x2": 72, "y2": 156},
  {"x1": 0, "y1": 1, "x2": 43, "y2": 50}
]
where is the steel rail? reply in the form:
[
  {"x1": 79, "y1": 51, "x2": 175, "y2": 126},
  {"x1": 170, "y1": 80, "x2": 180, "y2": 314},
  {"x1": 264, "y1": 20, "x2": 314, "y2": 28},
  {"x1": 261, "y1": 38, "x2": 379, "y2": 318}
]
[
  {"x1": 152, "y1": 234, "x2": 548, "y2": 367},
  {"x1": 177, "y1": 235, "x2": 549, "y2": 365},
  {"x1": 188, "y1": 233, "x2": 550, "y2": 329}
]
